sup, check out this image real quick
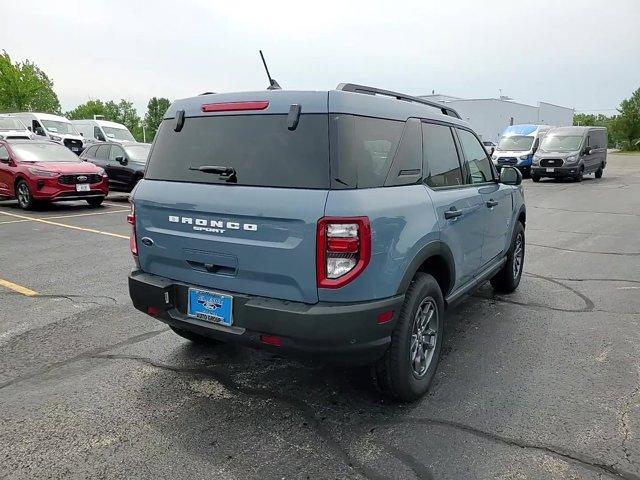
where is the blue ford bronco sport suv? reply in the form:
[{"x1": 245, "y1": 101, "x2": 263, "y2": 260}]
[{"x1": 128, "y1": 84, "x2": 526, "y2": 401}]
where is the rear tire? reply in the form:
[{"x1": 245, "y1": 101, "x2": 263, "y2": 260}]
[
  {"x1": 374, "y1": 273, "x2": 444, "y2": 402},
  {"x1": 170, "y1": 326, "x2": 224, "y2": 345},
  {"x1": 531, "y1": 175, "x2": 540, "y2": 183},
  {"x1": 490, "y1": 221, "x2": 525, "y2": 293},
  {"x1": 15, "y1": 179, "x2": 34, "y2": 210},
  {"x1": 595, "y1": 166, "x2": 603, "y2": 178},
  {"x1": 86, "y1": 197, "x2": 104, "y2": 207}
]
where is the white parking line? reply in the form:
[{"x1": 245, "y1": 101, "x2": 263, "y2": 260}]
[
  {"x1": 0, "y1": 210, "x2": 129, "y2": 239},
  {"x1": 0, "y1": 208, "x2": 130, "y2": 225}
]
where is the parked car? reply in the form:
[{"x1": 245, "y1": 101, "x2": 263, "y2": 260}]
[
  {"x1": 72, "y1": 119, "x2": 136, "y2": 145},
  {"x1": 8, "y1": 112, "x2": 84, "y2": 154},
  {"x1": 492, "y1": 124, "x2": 553, "y2": 177},
  {"x1": 482, "y1": 140, "x2": 496, "y2": 155},
  {"x1": 127, "y1": 84, "x2": 526, "y2": 401},
  {"x1": 81, "y1": 141, "x2": 150, "y2": 192},
  {"x1": 0, "y1": 139, "x2": 108, "y2": 209},
  {"x1": 532, "y1": 126, "x2": 607, "y2": 182},
  {"x1": 0, "y1": 115, "x2": 33, "y2": 140}
]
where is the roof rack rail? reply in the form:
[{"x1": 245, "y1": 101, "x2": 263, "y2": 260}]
[{"x1": 336, "y1": 83, "x2": 461, "y2": 119}]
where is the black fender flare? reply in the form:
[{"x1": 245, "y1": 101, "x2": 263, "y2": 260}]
[{"x1": 396, "y1": 241, "x2": 456, "y2": 296}]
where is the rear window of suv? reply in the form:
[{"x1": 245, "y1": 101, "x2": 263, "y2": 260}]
[{"x1": 145, "y1": 114, "x2": 330, "y2": 189}]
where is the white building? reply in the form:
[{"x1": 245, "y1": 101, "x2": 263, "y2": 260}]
[{"x1": 419, "y1": 94, "x2": 574, "y2": 142}]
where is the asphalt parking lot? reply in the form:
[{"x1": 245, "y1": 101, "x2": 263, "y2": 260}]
[{"x1": 1, "y1": 152, "x2": 639, "y2": 480}]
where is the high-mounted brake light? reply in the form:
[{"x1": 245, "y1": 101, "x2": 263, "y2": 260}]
[
  {"x1": 201, "y1": 101, "x2": 269, "y2": 113},
  {"x1": 127, "y1": 205, "x2": 137, "y2": 256},
  {"x1": 317, "y1": 217, "x2": 371, "y2": 288}
]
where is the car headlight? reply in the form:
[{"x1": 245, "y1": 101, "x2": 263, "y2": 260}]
[
  {"x1": 532, "y1": 155, "x2": 541, "y2": 165},
  {"x1": 519, "y1": 154, "x2": 529, "y2": 160},
  {"x1": 50, "y1": 135, "x2": 62, "y2": 142},
  {"x1": 565, "y1": 155, "x2": 578, "y2": 163},
  {"x1": 28, "y1": 167, "x2": 57, "y2": 177},
  {"x1": 97, "y1": 168, "x2": 107, "y2": 177},
  {"x1": 491, "y1": 154, "x2": 497, "y2": 161}
]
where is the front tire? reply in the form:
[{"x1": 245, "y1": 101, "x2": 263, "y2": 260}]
[
  {"x1": 86, "y1": 196, "x2": 104, "y2": 207},
  {"x1": 170, "y1": 326, "x2": 225, "y2": 345},
  {"x1": 15, "y1": 180, "x2": 34, "y2": 210},
  {"x1": 374, "y1": 273, "x2": 444, "y2": 402},
  {"x1": 531, "y1": 175, "x2": 540, "y2": 183},
  {"x1": 490, "y1": 221, "x2": 525, "y2": 293},
  {"x1": 595, "y1": 166, "x2": 603, "y2": 178},
  {"x1": 574, "y1": 168, "x2": 584, "y2": 182}
]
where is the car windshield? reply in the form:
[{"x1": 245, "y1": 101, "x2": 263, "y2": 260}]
[
  {"x1": 12, "y1": 142, "x2": 81, "y2": 162},
  {"x1": 125, "y1": 144, "x2": 151, "y2": 162},
  {"x1": 541, "y1": 135, "x2": 583, "y2": 152},
  {"x1": 103, "y1": 126, "x2": 135, "y2": 141},
  {"x1": 0, "y1": 117, "x2": 27, "y2": 131},
  {"x1": 41, "y1": 120, "x2": 79, "y2": 135},
  {"x1": 497, "y1": 135, "x2": 534, "y2": 151}
]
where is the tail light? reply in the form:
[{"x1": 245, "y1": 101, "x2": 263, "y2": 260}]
[
  {"x1": 317, "y1": 217, "x2": 371, "y2": 288},
  {"x1": 127, "y1": 205, "x2": 137, "y2": 256}
]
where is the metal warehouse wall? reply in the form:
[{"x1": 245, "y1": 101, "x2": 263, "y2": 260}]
[{"x1": 420, "y1": 96, "x2": 575, "y2": 142}]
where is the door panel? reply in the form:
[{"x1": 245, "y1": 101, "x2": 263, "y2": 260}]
[
  {"x1": 479, "y1": 183, "x2": 512, "y2": 264},
  {"x1": 108, "y1": 144, "x2": 132, "y2": 188},
  {"x1": 0, "y1": 146, "x2": 12, "y2": 196}
]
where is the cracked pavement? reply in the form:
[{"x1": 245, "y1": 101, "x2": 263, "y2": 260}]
[{"x1": 1, "y1": 153, "x2": 639, "y2": 479}]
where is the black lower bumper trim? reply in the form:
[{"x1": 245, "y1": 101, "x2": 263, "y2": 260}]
[{"x1": 128, "y1": 270, "x2": 404, "y2": 363}]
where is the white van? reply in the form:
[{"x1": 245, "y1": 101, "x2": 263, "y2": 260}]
[
  {"x1": 10, "y1": 112, "x2": 84, "y2": 154},
  {"x1": 71, "y1": 119, "x2": 136, "y2": 145},
  {"x1": 0, "y1": 115, "x2": 33, "y2": 140},
  {"x1": 491, "y1": 124, "x2": 553, "y2": 176}
]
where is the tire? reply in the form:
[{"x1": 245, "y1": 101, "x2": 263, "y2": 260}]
[
  {"x1": 595, "y1": 166, "x2": 603, "y2": 179},
  {"x1": 490, "y1": 221, "x2": 525, "y2": 293},
  {"x1": 15, "y1": 179, "x2": 34, "y2": 210},
  {"x1": 374, "y1": 273, "x2": 444, "y2": 402},
  {"x1": 574, "y1": 168, "x2": 583, "y2": 182},
  {"x1": 86, "y1": 196, "x2": 104, "y2": 207},
  {"x1": 531, "y1": 175, "x2": 540, "y2": 183},
  {"x1": 170, "y1": 326, "x2": 224, "y2": 345}
]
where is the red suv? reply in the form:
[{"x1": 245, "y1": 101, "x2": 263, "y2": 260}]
[{"x1": 0, "y1": 139, "x2": 109, "y2": 209}]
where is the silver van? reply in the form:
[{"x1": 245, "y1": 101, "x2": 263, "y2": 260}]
[{"x1": 531, "y1": 126, "x2": 607, "y2": 182}]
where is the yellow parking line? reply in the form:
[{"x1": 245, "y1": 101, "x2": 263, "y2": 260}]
[
  {"x1": 0, "y1": 208, "x2": 129, "y2": 225},
  {"x1": 0, "y1": 210, "x2": 129, "y2": 239},
  {"x1": 0, "y1": 278, "x2": 38, "y2": 296}
]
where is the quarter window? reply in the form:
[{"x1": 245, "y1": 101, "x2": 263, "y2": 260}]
[
  {"x1": 96, "y1": 145, "x2": 111, "y2": 160},
  {"x1": 457, "y1": 129, "x2": 494, "y2": 184},
  {"x1": 422, "y1": 123, "x2": 463, "y2": 188}
]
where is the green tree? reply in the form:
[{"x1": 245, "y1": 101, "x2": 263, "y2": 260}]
[
  {"x1": 612, "y1": 87, "x2": 640, "y2": 151},
  {"x1": 65, "y1": 99, "x2": 107, "y2": 120},
  {"x1": 143, "y1": 97, "x2": 171, "y2": 142},
  {"x1": 0, "y1": 51, "x2": 61, "y2": 113}
]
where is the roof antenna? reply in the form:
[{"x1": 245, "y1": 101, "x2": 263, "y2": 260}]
[{"x1": 259, "y1": 50, "x2": 281, "y2": 90}]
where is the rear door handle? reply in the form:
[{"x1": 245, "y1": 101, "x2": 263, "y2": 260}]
[
  {"x1": 444, "y1": 208, "x2": 463, "y2": 220},
  {"x1": 486, "y1": 199, "x2": 499, "y2": 208}
]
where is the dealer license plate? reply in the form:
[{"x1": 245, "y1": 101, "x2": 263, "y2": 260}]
[
  {"x1": 76, "y1": 183, "x2": 90, "y2": 191},
  {"x1": 546, "y1": 168, "x2": 555, "y2": 173},
  {"x1": 187, "y1": 288, "x2": 233, "y2": 326}
]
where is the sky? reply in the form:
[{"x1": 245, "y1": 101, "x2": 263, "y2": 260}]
[{"x1": 1, "y1": 0, "x2": 639, "y2": 116}]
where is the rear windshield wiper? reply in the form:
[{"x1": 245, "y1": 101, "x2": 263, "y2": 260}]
[{"x1": 189, "y1": 165, "x2": 237, "y2": 183}]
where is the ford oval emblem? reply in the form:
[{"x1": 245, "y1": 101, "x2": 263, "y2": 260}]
[
  {"x1": 77, "y1": 175, "x2": 88, "y2": 182},
  {"x1": 141, "y1": 237, "x2": 154, "y2": 247}
]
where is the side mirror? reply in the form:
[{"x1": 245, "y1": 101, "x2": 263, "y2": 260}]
[
  {"x1": 35, "y1": 127, "x2": 46, "y2": 136},
  {"x1": 115, "y1": 156, "x2": 128, "y2": 165},
  {"x1": 490, "y1": 147, "x2": 495, "y2": 155},
  {"x1": 500, "y1": 166, "x2": 522, "y2": 186},
  {"x1": 583, "y1": 147, "x2": 592, "y2": 155}
]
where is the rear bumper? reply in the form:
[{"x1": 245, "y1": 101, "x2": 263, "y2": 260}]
[{"x1": 128, "y1": 270, "x2": 404, "y2": 364}]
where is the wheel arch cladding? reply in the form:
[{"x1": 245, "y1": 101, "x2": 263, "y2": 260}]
[
  {"x1": 518, "y1": 206, "x2": 526, "y2": 227},
  {"x1": 396, "y1": 242, "x2": 455, "y2": 297}
]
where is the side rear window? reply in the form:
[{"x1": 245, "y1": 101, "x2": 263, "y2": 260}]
[
  {"x1": 457, "y1": 128, "x2": 494, "y2": 184},
  {"x1": 422, "y1": 123, "x2": 463, "y2": 188},
  {"x1": 384, "y1": 118, "x2": 423, "y2": 187},
  {"x1": 96, "y1": 145, "x2": 110, "y2": 160},
  {"x1": 330, "y1": 115, "x2": 403, "y2": 188},
  {"x1": 145, "y1": 114, "x2": 329, "y2": 189},
  {"x1": 82, "y1": 146, "x2": 97, "y2": 159}
]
